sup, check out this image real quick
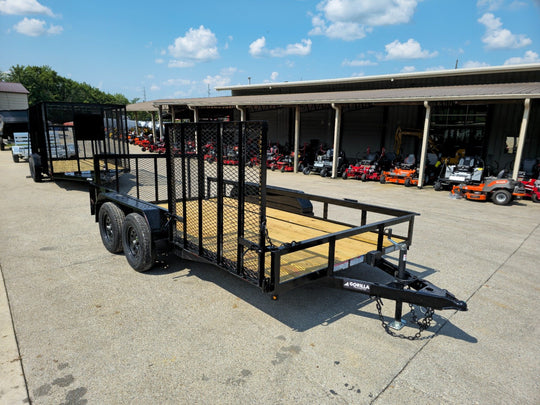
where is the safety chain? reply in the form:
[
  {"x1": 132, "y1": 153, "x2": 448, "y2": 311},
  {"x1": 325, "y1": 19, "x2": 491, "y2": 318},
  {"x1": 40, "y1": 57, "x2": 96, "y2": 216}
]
[{"x1": 374, "y1": 297, "x2": 435, "y2": 340}]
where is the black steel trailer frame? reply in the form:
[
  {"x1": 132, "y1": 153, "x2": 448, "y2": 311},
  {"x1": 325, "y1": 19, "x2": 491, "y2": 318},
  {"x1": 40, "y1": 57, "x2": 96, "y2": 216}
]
[
  {"x1": 28, "y1": 102, "x2": 130, "y2": 182},
  {"x1": 89, "y1": 121, "x2": 466, "y2": 335}
]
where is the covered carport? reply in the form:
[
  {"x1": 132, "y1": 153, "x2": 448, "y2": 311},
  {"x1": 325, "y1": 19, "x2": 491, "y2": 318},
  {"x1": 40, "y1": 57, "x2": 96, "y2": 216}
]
[{"x1": 145, "y1": 81, "x2": 540, "y2": 186}]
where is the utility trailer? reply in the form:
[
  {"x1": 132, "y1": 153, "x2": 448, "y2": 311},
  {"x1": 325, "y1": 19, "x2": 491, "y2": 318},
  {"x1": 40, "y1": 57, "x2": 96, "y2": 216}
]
[
  {"x1": 11, "y1": 132, "x2": 31, "y2": 162},
  {"x1": 89, "y1": 121, "x2": 466, "y2": 336},
  {"x1": 27, "y1": 102, "x2": 129, "y2": 182}
]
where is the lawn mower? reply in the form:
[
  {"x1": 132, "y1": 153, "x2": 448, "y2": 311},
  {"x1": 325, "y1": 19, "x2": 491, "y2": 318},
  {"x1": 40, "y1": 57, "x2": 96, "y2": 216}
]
[
  {"x1": 303, "y1": 145, "x2": 348, "y2": 177},
  {"x1": 451, "y1": 175, "x2": 526, "y2": 205},
  {"x1": 342, "y1": 149, "x2": 381, "y2": 181},
  {"x1": 434, "y1": 156, "x2": 484, "y2": 191},
  {"x1": 379, "y1": 154, "x2": 420, "y2": 187},
  {"x1": 521, "y1": 178, "x2": 540, "y2": 203}
]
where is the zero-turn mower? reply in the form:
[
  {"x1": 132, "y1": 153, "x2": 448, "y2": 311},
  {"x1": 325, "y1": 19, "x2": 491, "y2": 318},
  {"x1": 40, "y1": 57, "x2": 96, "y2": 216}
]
[{"x1": 451, "y1": 176, "x2": 526, "y2": 205}]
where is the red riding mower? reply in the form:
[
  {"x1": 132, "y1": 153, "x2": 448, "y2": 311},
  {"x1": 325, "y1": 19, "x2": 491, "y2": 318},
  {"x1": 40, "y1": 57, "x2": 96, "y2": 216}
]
[
  {"x1": 522, "y1": 178, "x2": 540, "y2": 203},
  {"x1": 342, "y1": 149, "x2": 381, "y2": 181}
]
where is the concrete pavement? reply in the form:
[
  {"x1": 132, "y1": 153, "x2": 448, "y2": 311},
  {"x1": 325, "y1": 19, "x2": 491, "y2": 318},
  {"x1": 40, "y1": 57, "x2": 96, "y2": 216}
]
[{"x1": 0, "y1": 148, "x2": 539, "y2": 404}]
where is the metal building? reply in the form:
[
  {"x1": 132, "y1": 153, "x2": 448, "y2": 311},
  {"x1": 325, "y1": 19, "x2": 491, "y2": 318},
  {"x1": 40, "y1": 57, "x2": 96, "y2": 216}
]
[
  {"x1": 130, "y1": 64, "x2": 540, "y2": 184},
  {"x1": 0, "y1": 82, "x2": 29, "y2": 150}
]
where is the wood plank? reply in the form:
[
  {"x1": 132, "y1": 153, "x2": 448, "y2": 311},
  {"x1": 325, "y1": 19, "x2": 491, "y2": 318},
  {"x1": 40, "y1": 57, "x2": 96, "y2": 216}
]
[{"x1": 164, "y1": 197, "x2": 392, "y2": 282}]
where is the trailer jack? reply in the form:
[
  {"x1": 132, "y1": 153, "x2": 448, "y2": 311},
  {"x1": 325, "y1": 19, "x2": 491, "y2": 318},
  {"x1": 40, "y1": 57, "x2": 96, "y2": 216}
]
[{"x1": 332, "y1": 231, "x2": 467, "y2": 338}]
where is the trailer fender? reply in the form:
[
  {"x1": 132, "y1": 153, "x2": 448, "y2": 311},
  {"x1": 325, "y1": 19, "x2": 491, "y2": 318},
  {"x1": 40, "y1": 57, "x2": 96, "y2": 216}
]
[{"x1": 95, "y1": 192, "x2": 166, "y2": 235}]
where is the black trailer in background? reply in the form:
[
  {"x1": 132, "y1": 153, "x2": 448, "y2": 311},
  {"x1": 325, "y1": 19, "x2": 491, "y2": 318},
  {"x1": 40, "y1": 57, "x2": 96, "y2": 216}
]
[
  {"x1": 89, "y1": 121, "x2": 466, "y2": 338},
  {"x1": 27, "y1": 102, "x2": 130, "y2": 182}
]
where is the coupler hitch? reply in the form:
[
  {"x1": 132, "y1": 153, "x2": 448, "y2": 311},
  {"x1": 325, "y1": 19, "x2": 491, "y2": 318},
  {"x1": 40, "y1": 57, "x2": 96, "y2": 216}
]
[{"x1": 331, "y1": 230, "x2": 467, "y2": 337}]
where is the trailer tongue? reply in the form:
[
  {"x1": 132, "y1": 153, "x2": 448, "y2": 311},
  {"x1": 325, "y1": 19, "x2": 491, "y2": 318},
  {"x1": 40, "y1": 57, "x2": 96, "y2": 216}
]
[{"x1": 89, "y1": 121, "x2": 466, "y2": 339}]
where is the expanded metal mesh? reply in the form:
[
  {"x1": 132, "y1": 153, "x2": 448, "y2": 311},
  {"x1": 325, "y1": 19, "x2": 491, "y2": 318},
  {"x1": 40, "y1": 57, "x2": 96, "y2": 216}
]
[
  {"x1": 30, "y1": 102, "x2": 130, "y2": 177},
  {"x1": 167, "y1": 121, "x2": 267, "y2": 285},
  {"x1": 100, "y1": 155, "x2": 168, "y2": 203}
]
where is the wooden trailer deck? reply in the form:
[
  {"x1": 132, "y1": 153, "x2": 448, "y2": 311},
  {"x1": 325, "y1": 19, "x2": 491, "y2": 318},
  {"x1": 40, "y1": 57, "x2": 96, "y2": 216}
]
[{"x1": 166, "y1": 198, "x2": 395, "y2": 283}]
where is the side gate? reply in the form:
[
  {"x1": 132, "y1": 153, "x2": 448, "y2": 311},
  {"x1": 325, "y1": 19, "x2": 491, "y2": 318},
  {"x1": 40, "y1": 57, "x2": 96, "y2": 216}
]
[{"x1": 166, "y1": 121, "x2": 268, "y2": 287}]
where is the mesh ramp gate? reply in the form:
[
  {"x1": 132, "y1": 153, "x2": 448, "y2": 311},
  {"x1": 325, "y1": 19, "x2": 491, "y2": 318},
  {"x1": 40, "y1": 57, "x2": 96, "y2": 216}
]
[{"x1": 166, "y1": 121, "x2": 267, "y2": 286}]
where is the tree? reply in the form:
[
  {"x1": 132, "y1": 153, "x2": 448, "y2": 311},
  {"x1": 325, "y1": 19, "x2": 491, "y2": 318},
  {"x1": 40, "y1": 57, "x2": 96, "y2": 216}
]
[{"x1": 3, "y1": 65, "x2": 132, "y2": 107}]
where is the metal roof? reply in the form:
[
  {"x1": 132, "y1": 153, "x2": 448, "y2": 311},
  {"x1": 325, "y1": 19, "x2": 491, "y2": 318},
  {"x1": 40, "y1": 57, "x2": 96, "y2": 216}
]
[
  {"x1": 126, "y1": 101, "x2": 159, "y2": 112},
  {"x1": 216, "y1": 63, "x2": 540, "y2": 92},
  {"x1": 0, "y1": 82, "x2": 29, "y2": 94},
  {"x1": 149, "y1": 82, "x2": 540, "y2": 109}
]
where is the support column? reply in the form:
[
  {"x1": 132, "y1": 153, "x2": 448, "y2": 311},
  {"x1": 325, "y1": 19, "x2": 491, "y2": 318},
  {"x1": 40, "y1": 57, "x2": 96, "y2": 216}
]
[
  {"x1": 417, "y1": 101, "x2": 431, "y2": 189},
  {"x1": 512, "y1": 98, "x2": 531, "y2": 180},
  {"x1": 151, "y1": 112, "x2": 156, "y2": 137},
  {"x1": 294, "y1": 106, "x2": 300, "y2": 173},
  {"x1": 189, "y1": 106, "x2": 199, "y2": 122},
  {"x1": 158, "y1": 105, "x2": 163, "y2": 142},
  {"x1": 236, "y1": 105, "x2": 246, "y2": 121},
  {"x1": 331, "y1": 103, "x2": 342, "y2": 179},
  {"x1": 134, "y1": 112, "x2": 139, "y2": 136}
]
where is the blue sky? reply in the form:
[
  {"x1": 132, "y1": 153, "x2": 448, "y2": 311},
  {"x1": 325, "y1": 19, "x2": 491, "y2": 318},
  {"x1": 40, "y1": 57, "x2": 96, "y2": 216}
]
[{"x1": 1, "y1": 0, "x2": 539, "y2": 101}]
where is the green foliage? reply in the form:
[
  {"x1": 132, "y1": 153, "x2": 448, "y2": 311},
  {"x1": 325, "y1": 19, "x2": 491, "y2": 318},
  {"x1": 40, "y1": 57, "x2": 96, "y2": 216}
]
[{"x1": 4, "y1": 65, "x2": 130, "y2": 107}]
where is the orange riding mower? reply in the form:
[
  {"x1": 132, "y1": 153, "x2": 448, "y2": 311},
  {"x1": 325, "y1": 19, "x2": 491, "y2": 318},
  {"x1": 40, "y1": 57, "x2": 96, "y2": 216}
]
[{"x1": 451, "y1": 177, "x2": 526, "y2": 206}]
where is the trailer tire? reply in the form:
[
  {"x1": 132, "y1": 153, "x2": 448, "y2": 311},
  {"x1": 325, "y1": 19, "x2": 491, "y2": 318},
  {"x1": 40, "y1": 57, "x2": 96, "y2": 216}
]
[
  {"x1": 98, "y1": 202, "x2": 125, "y2": 253},
  {"x1": 122, "y1": 213, "x2": 156, "y2": 272},
  {"x1": 491, "y1": 189, "x2": 511, "y2": 206},
  {"x1": 29, "y1": 154, "x2": 42, "y2": 182}
]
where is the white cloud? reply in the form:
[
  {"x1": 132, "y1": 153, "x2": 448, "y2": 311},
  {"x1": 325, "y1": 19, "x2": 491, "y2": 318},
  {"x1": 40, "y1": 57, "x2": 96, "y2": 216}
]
[
  {"x1": 309, "y1": 15, "x2": 368, "y2": 40},
  {"x1": 270, "y1": 72, "x2": 279, "y2": 81},
  {"x1": 504, "y1": 50, "x2": 540, "y2": 65},
  {"x1": 168, "y1": 60, "x2": 195, "y2": 68},
  {"x1": 310, "y1": 0, "x2": 419, "y2": 40},
  {"x1": 0, "y1": 0, "x2": 53, "y2": 16},
  {"x1": 13, "y1": 17, "x2": 62, "y2": 36},
  {"x1": 342, "y1": 58, "x2": 377, "y2": 66},
  {"x1": 477, "y1": 0, "x2": 504, "y2": 11},
  {"x1": 249, "y1": 37, "x2": 266, "y2": 57},
  {"x1": 462, "y1": 60, "x2": 491, "y2": 68},
  {"x1": 384, "y1": 39, "x2": 438, "y2": 60},
  {"x1": 168, "y1": 26, "x2": 219, "y2": 63},
  {"x1": 249, "y1": 37, "x2": 312, "y2": 57},
  {"x1": 155, "y1": 58, "x2": 165, "y2": 64},
  {"x1": 203, "y1": 74, "x2": 231, "y2": 88},
  {"x1": 401, "y1": 66, "x2": 416, "y2": 73},
  {"x1": 478, "y1": 13, "x2": 531, "y2": 49},
  {"x1": 164, "y1": 78, "x2": 193, "y2": 86},
  {"x1": 150, "y1": 85, "x2": 160, "y2": 91}
]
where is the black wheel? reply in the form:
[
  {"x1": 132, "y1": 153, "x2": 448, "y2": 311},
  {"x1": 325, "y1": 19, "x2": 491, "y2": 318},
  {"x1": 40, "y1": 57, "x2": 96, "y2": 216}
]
[
  {"x1": 98, "y1": 202, "x2": 125, "y2": 253},
  {"x1": 12, "y1": 154, "x2": 19, "y2": 163},
  {"x1": 281, "y1": 166, "x2": 285, "y2": 173},
  {"x1": 271, "y1": 165, "x2": 276, "y2": 171},
  {"x1": 361, "y1": 173, "x2": 367, "y2": 182},
  {"x1": 29, "y1": 154, "x2": 42, "y2": 182},
  {"x1": 320, "y1": 168, "x2": 328, "y2": 177},
  {"x1": 342, "y1": 171, "x2": 348, "y2": 179},
  {"x1": 532, "y1": 192, "x2": 539, "y2": 203},
  {"x1": 298, "y1": 163, "x2": 304, "y2": 171},
  {"x1": 433, "y1": 181, "x2": 443, "y2": 191},
  {"x1": 122, "y1": 213, "x2": 156, "y2": 272},
  {"x1": 404, "y1": 177, "x2": 412, "y2": 187},
  {"x1": 380, "y1": 175, "x2": 386, "y2": 184},
  {"x1": 491, "y1": 189, "x2": 512, "y2": 206},
  {"x1": 303, "y1": 167, "x2": 311, "y2": 175}
]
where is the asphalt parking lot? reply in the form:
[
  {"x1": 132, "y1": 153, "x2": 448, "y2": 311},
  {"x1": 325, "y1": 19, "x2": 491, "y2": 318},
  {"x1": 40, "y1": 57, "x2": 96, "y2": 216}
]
[{"x1": 1, "y1": 149, "x2": 539, "y2": 405}]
